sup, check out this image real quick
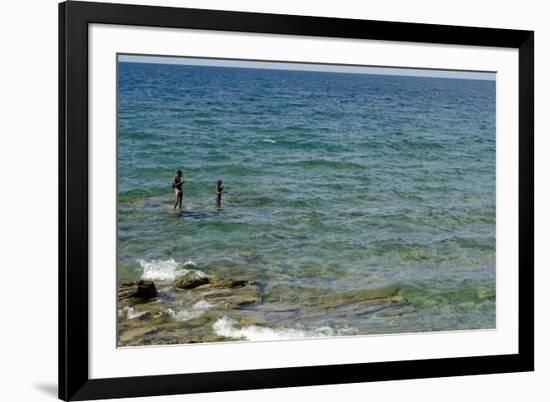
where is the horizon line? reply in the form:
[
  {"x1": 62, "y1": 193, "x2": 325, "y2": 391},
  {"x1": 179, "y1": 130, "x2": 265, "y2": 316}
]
[{"x1": 118, "y1": 54, "x2": 496, "y2": 81}]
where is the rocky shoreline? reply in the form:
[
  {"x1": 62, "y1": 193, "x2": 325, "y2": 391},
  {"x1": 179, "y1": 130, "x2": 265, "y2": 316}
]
[{"x1": 117, "y1": 274, "x2": 413, "y2": 347}]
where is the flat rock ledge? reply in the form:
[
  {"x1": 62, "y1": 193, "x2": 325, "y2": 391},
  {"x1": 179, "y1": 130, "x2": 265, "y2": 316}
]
[
  {"x1": 172, "y1": 277, "x2": 254, "y2": 291},
  {"x1": 172, "y1": 276, "x2": 260, "y2": 307}
]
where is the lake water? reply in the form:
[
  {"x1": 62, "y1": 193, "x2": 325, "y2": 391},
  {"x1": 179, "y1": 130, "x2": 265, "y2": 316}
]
[{"x1": 117, "y1": 61, "x2": 496, "y2": 345}]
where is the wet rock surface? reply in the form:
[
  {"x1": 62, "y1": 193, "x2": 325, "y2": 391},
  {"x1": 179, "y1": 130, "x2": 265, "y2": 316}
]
[
  {"x1": 172, "y1": 277, "x2": 210, "y2": 289},
  {"x1": 117, "y1": 280, "x2": 158, "y2": 301},
  {"x1": 195, "y1": 278, "x2": 251, "y2": 290},
  {"x1": 117, "y1": 275, "x2": 416, "y2": 347}
]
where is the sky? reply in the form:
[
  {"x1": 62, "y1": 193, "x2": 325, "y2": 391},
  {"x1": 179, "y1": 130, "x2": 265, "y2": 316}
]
[{"x1": 118, "y1": 54, "x2": 496, "y2": 81}]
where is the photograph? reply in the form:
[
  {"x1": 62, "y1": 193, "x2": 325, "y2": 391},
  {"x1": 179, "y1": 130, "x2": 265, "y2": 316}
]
[{"x1": 116, "y1": 54, "x2": 496, "y2": 347}]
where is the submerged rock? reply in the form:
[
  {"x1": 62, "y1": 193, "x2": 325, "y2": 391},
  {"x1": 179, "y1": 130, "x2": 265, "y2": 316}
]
[
  {"x1": 207, "y1": 294, "x2": 259, "y2": 307},
  {"x1": 263, "y1": 284, "x2": 402, "y2": 308},
  {"x1": 173, "y1": 277, "x2": 209, "y2": 289},
  {"x1": 362, "y1": 285, "x2": 401, "y2": 300},
  {"x1": 118, "y1": 280, "x2": 158, "y2": 301},
  {"x1": 477, "y1": 286, "x2": 496, "y2": 301},
  {"x1": 254, "y1": 303, "x2": 301, "y2": 313},
  {"x1": 118, "y1": 325, "x2": 157, "y2": 343},
  {"x1": 201, "y1": 283, "x2": 261, "y2": 307}
]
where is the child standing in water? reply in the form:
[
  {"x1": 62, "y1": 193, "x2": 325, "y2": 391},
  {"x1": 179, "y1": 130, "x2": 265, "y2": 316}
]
[
  {"x1": 172, "y1": 170, "x2": 185, "y2": 209},
  {"x1": 215, "y1": 179, "x2": 224, "y2": 208}
]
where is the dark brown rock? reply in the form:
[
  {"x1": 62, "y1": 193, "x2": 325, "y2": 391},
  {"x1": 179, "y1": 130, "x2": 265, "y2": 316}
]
[
  {"x1": 214, "y1": 279, "x2": 249, "y2": 288},
  {"x1": 118, "y1": 280, "x2": 158, "y2": 301},
  {"x1": 196, "y1": 278, "x2": 250, "y2": 290},
  {"x1": 173, "y1": 277, "x2": 210, "y2": 290}
]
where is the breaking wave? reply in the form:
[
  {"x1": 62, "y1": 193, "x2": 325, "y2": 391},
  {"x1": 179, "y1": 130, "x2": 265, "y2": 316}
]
[
  {"x1": 166, "y1": 300, "x2": 213, "y2": 321},
  {"x1": 212, "y1": 316, "x2": 356, "y2": 341},
  {"x1": 138, "y1": 258, "x2": 206, "y2": 281},
  {"x1": 118, "y1": 306, "x2": 147, "y2": 320}
]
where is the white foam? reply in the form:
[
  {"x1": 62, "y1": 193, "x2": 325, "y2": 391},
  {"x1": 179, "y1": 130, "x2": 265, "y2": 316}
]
[
  {"x1": 138, "y1": 258, "x2": 205, "y2": 281},
  {"x1": 192, "y1": 300, "x2": 213, "y2": 309},
  {"x1": 262, "y1": 138, "x2": 276, "y2": 143},
  {"x1": 212, "y1": 316, "x2": 352, "y2": 342},
  {"x1": 118, "y1": 306, "x2": 147, "y2": 320},
  {"x1": 166, "y1": 299, "x2": 213, "y2": 321}
]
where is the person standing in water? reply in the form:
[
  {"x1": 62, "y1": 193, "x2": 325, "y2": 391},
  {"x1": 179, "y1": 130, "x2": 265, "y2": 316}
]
[
  {"x1": 172, "y1": 170, "x2": 185, "y2": 209},
  {"x1": 215, "y1": 179, "x2": 224, "y2": 208}
]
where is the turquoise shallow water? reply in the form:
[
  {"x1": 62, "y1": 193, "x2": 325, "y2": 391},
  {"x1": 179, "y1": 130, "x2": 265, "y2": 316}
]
[{"x1": 117, "y1": 61, "x2": 496, "y2": 342}]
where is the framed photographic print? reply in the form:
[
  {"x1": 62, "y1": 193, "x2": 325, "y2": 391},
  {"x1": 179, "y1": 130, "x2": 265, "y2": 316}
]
[{"x1": 59, "y1": 1, "x2": 534, "y2": 400}]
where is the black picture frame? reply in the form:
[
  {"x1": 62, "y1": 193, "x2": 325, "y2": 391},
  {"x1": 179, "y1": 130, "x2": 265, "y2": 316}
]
[{"x1": 59, "y1": 1, "x2": 534, "y2": 400}]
